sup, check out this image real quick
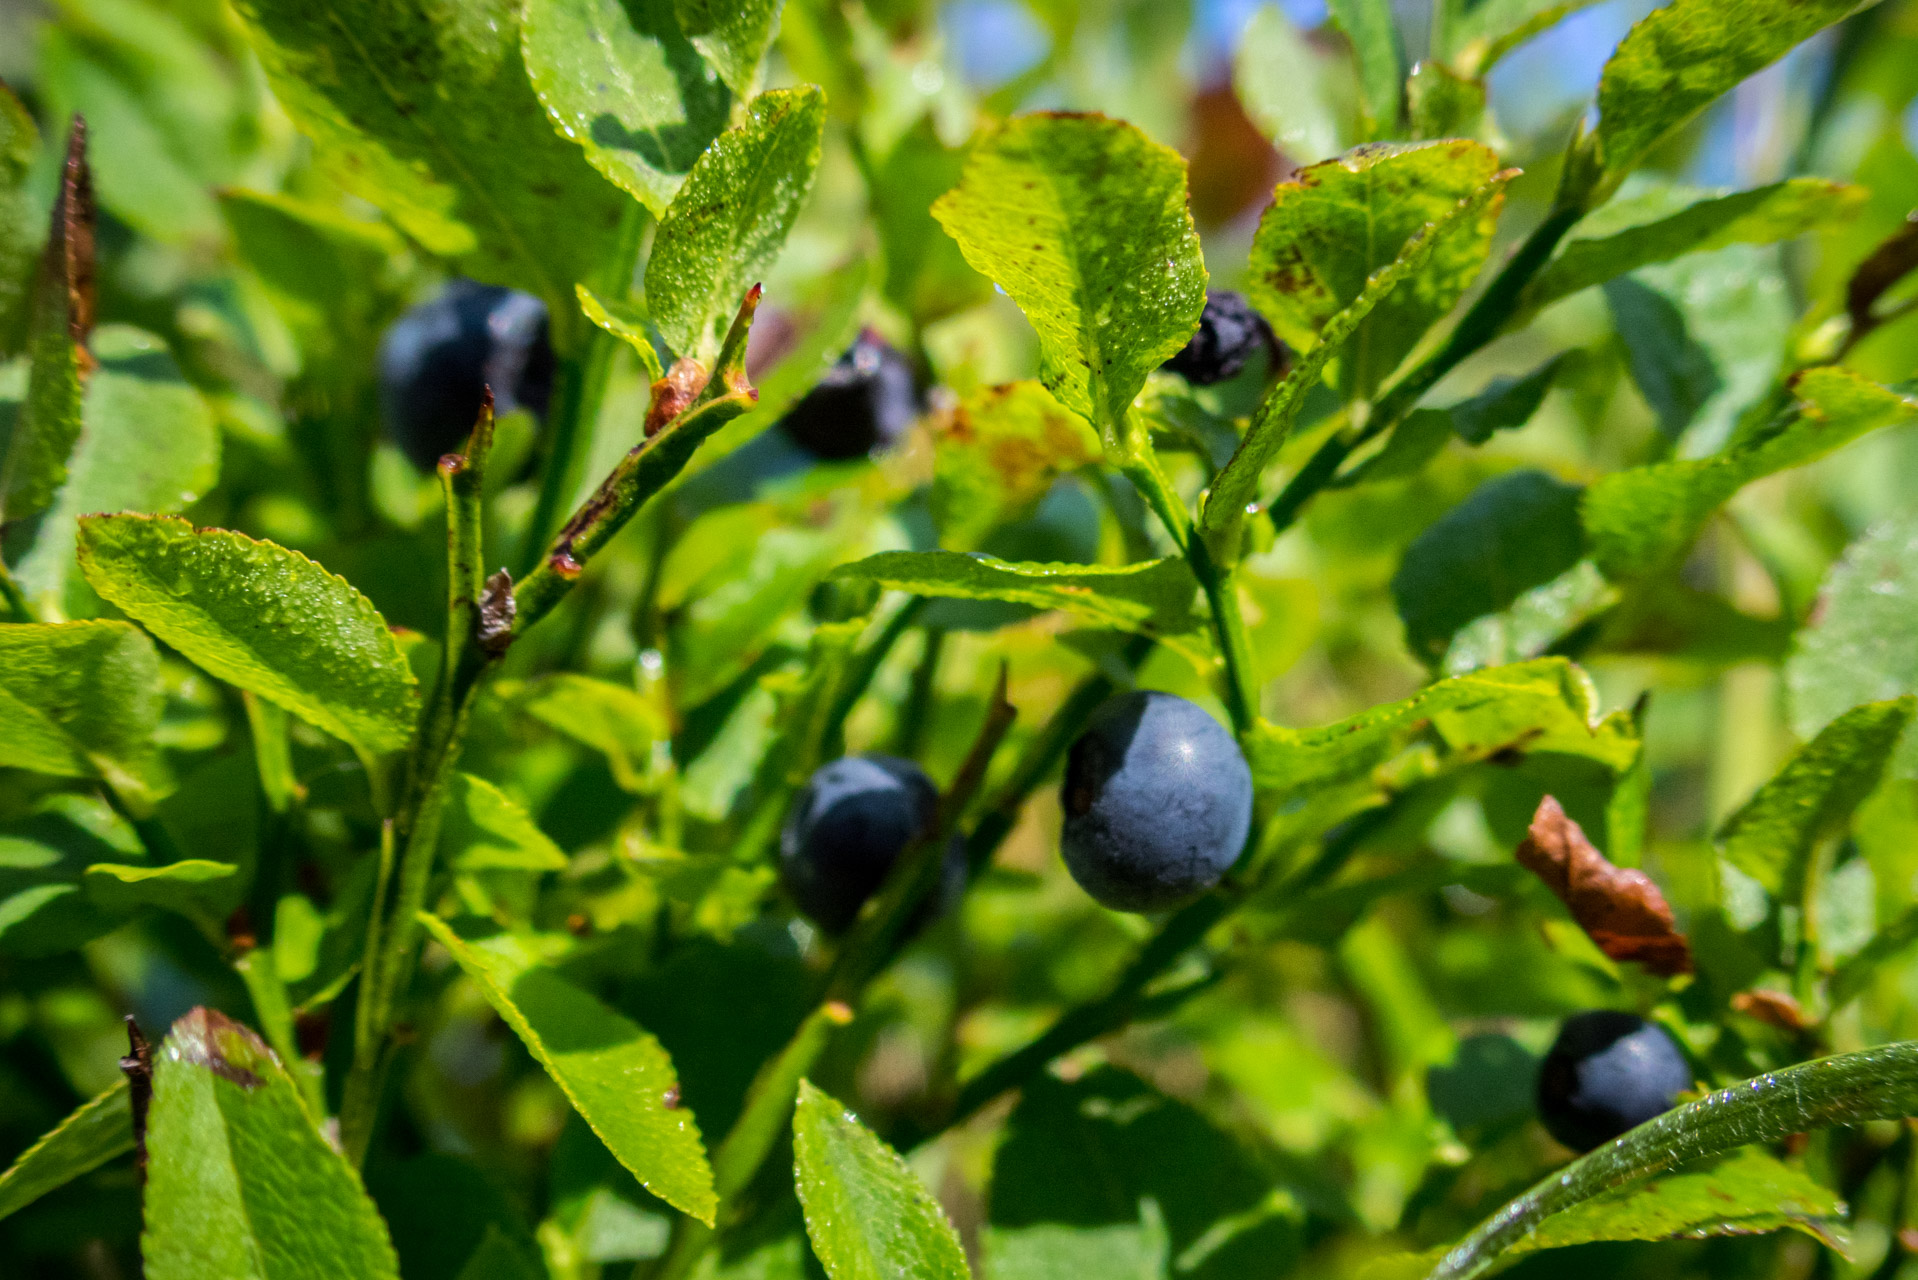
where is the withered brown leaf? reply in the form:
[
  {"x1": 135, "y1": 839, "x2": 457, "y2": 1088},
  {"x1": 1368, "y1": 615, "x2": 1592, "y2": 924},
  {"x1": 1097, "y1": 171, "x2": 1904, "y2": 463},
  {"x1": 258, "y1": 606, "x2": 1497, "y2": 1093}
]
[
  {"x1": 1731, "y1": 988, "x2": 1808, "y2": 1033},
  {"x1": 1516, "y1": 795, "x2": 1693, "y2": 976}
]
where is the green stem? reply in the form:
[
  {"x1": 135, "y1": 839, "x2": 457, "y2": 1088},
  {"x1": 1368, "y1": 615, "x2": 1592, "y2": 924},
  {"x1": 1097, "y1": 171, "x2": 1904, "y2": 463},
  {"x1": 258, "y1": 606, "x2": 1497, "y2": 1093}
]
[
  {"x1": 822, "y1": 595, "x2": 927, "y2": 761},
  {"x1": 1121, "y1": 453, "x2": 1258, "y2": 735},
  {"x1": 341, "y1": 400, "x2": 500, "y2": 1163},
  {"x1": 902, "y1": 891, "x2": 1233, "y2": 1148}
]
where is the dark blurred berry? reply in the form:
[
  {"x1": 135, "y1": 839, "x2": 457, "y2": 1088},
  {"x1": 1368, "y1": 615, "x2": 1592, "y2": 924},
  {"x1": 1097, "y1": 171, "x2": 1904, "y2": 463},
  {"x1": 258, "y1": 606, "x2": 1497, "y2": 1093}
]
[
  {"x1": 780, "y1": 754, "x2": 964, "y2": 934},
  {"x1": 1537, "y1": 1011, "x2": 1692, "y2": 1152},
  {"x1": 1162, "y1": 289, "x2": 1277, "y2": 386},
  {"x1": 379, "y1": 280, "x2": 555, "y2": 470},
  {"x1": 776, "y1": 329, "x2": 921, "y2": 460}
]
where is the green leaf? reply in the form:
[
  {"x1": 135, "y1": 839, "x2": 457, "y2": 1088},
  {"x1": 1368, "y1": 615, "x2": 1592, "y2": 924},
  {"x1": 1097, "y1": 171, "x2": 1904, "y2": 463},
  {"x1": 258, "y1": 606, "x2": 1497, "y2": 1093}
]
[
  {"x1": 1502, "y1": 1148, "x2": 1847, "y2": 1258},
  {"x1": 1204, "y1": 167, "x2": 1515, "y2": 543},
  {"x1": 1604, "y1": 277, "x2": 1721, "y2": 438},
  {"x1": 143, "y1": 1007, "x2": 401, "y2": 1279},
  {"x1": 1593, "y1": 0, "x2": 1858, "y2": 189},
  {"x1": 82, "y1": 859, "x2": 240, "y2": 917},
  {"x1": 1, "y1": 124, "x2": 87, "y2": 524},
  {"x1": 444, "y1": 773, "x2": 569, "y2": 872},
  {"x1": 228, "y1": 0, "x2": 628, "y2": 307},
  {"x1": 514, "y1": 675, "x2": 671, "y2": 794},
  {"x1": 521, "y1": 0, "x2": 733, "y2": 218},
  {"x1": 1790, "y1": 515, "x2": 1918, "y2": 778},
  {"x1": 1392, "y1": 470, "x2": 1587, "y2": 663},
  {"x1": 1718, "y1": 699, "x2": 1914, "y2": 902},
  {"x1": 0, "y1": 621, "x2": 167, "y2": 804},
  {"x1": 1584, "y1": 368, "x2": 1918, "y2": 579},
  {"x1": 1425, "y1": 1041, "x2": 1918, "y2": 1280},
  {"x1": 931, "y1": 381, "x2": 1101, "y2": 551},
  {"x1": 1246, "y1": 658, "x2": 1638, "y2": 808},
  {"x1": 0, "y1": 82, "x2": 37, "y2": 355},
  {"x1": 931, "y1": 112, "x2": 1208, "y2": 437},
  {"x1": 831, "y1": 551, "x2": 1205, "y2": 643},
  {"x1": 1327, "y1": 0, "x2": 1404, "y2": 131},
  {"x1": 15, "y1": 327, "x2": 221, "y2": 615},
  {"x1": 420, "y1": 916, "x2": 717, "y2": 1224},
  {"x1": 1407, "y1": 61, "x2": 1488, "y2": 142},
  {"x1": 76, "y1": 515, "x2": 421, "y2": 757},
  {"x1": 1442, "y1": 560, "x2": 1616, "y2": 676},
  {"x1": 0, "y1": 1079, "x2": 132, "y2": 1222},
  {"x1": 646, "y1": 87, "x2": 825, "y2": 362},
  {"x1": 1235, "y1": 4, "x2": 1343, "y2": 164},
  {"x1": 674, "y1": 0, "x2": 784, "y2": 97},
  {"x1": 792, "y1": 1079, "x2": 970, "y2": 1280},
  {"x1": 1446, "y1": 355, "x2": 1563, "y2": 444},
  {"x1": 1245, "y1": 141, "x2": 1505, "y2": 398},
  {"x1": 576, "y1": 284, "x2": 665, "y2": 381},
  {"x1": 1526, "y1": 179, "x2": 1866, "y2": 312}
]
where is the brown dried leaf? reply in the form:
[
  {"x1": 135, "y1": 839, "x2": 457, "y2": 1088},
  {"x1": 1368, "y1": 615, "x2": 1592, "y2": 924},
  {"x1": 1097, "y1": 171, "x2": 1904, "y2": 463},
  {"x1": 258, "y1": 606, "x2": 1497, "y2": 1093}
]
[
  {"x1": 1846, "y1": 211, "x2": 1918, "y2": 338},
  {"x1": 1516, "y1": 795, "x2": 1693, "y2": 976}
]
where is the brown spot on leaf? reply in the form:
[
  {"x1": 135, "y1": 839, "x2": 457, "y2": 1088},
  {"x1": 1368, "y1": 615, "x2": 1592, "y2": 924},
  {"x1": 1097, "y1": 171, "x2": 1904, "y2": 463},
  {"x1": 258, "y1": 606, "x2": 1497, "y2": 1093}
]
[
  {"x1": 1516, "y1": 796, "x2": 1692, "y2": 976},
  {"x1": 170, "y1": 1007, "x2": 267, "y2": 1090}
]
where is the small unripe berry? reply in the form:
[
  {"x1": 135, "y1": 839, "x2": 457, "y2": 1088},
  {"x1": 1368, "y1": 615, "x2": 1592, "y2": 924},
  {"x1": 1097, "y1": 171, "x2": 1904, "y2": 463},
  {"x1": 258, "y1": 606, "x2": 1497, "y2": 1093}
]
[
  {"x1": 780, "y1": 755, "x2": 962, "y2": 934},
  {"x1": 776, "y1": 329, "x2": 921, "y2": 460},
  {"x1": 1060, "y1": 691, "x2": 1252, "y2": 912},
  {"x1": 379, "y1": 281, "x2": 554, "y2": 470},
  {"x1": 1162, "y1": 289, "x2": 1278, "y2": 386},
  {"x1": 1537, "y1": 1011, "x2": 1691, "y2": 1152}
]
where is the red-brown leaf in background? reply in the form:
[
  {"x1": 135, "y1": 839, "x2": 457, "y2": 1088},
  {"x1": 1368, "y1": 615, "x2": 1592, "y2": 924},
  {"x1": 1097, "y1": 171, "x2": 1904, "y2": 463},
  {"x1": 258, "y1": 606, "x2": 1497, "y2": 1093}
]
[{"x1": 1516, "y1": 795, "x2": 1693, "y2": 976}]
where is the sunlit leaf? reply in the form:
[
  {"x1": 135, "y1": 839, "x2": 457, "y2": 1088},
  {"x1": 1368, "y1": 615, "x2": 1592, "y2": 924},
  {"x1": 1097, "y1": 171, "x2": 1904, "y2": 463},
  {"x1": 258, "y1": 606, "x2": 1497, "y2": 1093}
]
[
  {"x1": 143, "y1": 1008, "x2": 401, "y2": 1279},
  {"x1": 793, "y1": 1079, "x2": 970, "y2": 1280},
  {"x1": 932, "y1": 112, "x2": 1207, "y2": 436},
  {"x1": 421, "y1": 916, "x2": 717, "y2": 1225},
  {"x1": 77, "y1": 515, "x2": 421, "y2": 757}
]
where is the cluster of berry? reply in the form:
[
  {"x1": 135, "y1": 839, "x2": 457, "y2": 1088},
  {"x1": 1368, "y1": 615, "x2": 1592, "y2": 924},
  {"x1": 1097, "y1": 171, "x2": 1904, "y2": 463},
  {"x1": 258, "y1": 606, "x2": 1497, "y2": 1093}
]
[{"x1": 382, "y1": 286, "x2": 1689, "y2": 1152}]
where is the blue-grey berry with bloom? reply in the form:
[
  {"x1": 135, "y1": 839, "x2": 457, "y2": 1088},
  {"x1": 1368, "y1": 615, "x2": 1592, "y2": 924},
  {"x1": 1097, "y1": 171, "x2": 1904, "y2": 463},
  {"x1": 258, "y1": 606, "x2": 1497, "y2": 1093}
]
[
  {"x1": 781, "y1": 754, "x2": 963, "y2": 934},
  {"x1": 1060, "y1": 691, "x2": 1253, "y2": 912}
]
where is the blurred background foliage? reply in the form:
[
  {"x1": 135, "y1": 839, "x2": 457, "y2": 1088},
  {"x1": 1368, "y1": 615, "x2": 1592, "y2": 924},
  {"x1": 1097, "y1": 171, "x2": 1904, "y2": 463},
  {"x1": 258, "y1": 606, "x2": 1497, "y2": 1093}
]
[{"x1": 0, "y1": 0, "x2": 1917, "y2": 1276}]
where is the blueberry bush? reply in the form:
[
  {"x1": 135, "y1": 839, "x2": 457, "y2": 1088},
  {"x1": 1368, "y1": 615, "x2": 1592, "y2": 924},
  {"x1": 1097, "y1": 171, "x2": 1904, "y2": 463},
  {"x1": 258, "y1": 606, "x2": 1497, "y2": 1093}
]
[{"x1": 1, "y1": 0, "x2": 1918, "y2": 1276}]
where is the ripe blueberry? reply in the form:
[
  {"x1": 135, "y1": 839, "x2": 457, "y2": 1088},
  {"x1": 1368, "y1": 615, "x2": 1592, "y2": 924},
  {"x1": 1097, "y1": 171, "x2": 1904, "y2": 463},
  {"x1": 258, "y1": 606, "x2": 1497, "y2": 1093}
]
[
  {"x1": 379, "y1": 280, "x2": 555, "y2": 470},
  {"x1": 1162, "y1": 290, "x2": 1278, "y2": 386},
  {"x1": 776, "y1": 328, "x2": 920, "y2": 460},
  {"x1": 1537, "y1": 1011, "x2": 1692, "y2": 1152},
  {"x1": 1060, "y1": 691, "x2": 1253, "y2": 912},
  {"x1": 780, "y1": 754, "x2": 963, "y2": 934}
]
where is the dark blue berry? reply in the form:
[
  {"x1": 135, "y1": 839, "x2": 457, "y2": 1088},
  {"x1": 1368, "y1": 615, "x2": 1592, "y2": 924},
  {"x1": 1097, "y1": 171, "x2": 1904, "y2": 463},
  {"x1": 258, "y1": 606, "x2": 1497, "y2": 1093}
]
[
  {"x1": 780, "y1": 754, "x2": 962, "y2": 934},
  {"x1": 1537, "y1": 1011, "x2": 1692, "y2": 1152},
  {"x1": 776, "y1": 329, "x2": 920, "y2": 460},
  {"x1": 1163, "y1": 290, "x2": 1278, "y2": 386},
  {"x1": 379, "y1": 280, "x2": 554, "y2": 470},
  {"x1": 1060, "y1": 691, "x2": 1253, "y2": 912}
]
